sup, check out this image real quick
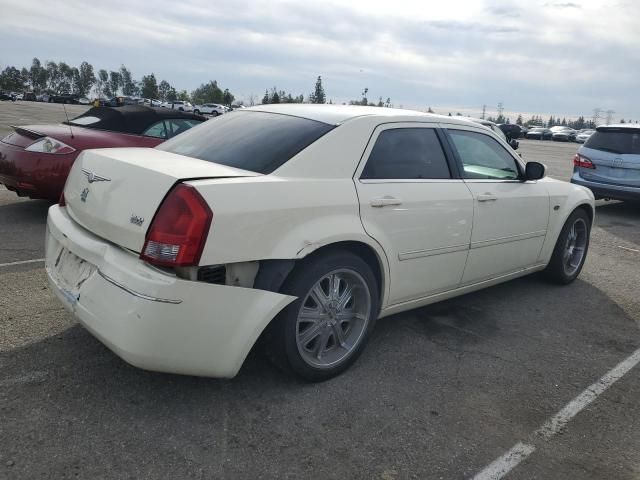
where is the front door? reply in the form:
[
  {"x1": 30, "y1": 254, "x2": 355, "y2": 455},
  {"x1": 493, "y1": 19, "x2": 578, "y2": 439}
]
[
  {"x1": 355, "y1": 124, "x2": 474, "y2": 305},
  {"x1": 444, "y1": 126, "x2": 550, "y2": 284}
]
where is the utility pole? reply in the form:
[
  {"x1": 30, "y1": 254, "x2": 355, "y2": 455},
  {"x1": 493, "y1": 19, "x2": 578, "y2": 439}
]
[
  {"x1": 497, "y1": 102, "x2": 504, "y2": 121},
  {"x1": 481, "y1": 104, "x2": 486, "y2": 120},
  {"x1": 592, "y1": 108, "x2": 602, "y2": 127},
  {"x1": 605, "y1": 109, "x2": 615, "y2": 125}
]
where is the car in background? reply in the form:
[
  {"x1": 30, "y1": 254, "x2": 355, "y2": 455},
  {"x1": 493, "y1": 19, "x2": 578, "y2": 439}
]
[
  {"x1": 161, "y1": 100, "x2": 194, "y2": 112},
  {"x1": 0, "y1": 92, "x2": 15, "y2": 101},
  {"x1": 458, "y1": 117, "x2": 519, "y2": 150},
  {"x1": 15, "y1": 93, "x2": 24, "y2": 100},
  {"x1": 526, "y1": 127, "x2": 553, "y2": 140},
  {"x1": 497, "y1": 123, "x2": 522, "y2": 140},
  {"x1": 571, "y1": 124, "x2": 640, "y2": 202},
  {"x1": 143, "y1": 98, "x2": 162, "y2": 107},
  {"x1": 552, "y1": 128, "x2": 577, "y2": 142},
  {"x1": 23, "y1": 92, "x2": 37, "y2": 101},
  {"x1": 575, "y1": 129, "x2": 595, "y2": 143},
  {"x1": 48, "y1": 93, "x2": 82, "y2": 104},
  {"x1": 193, "y1": 103, "x2": 226, "y2": 116},
  {"x1": 0, "y1": 106, "x2": 205, "y2": 201}
]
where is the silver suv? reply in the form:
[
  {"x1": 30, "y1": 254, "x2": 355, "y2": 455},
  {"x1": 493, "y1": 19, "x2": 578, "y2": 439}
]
[{"x1": 571, "y1": 125, "x2": 640, "y2": 202}]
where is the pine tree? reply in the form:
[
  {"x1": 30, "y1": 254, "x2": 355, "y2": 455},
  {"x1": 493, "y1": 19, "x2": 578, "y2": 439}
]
[
  {"x1": 310, "y1": 76, "x2": 326, "y2": 104},
  {"x1": 516, "y1": 114, "x2": 523, "y2": 125}
]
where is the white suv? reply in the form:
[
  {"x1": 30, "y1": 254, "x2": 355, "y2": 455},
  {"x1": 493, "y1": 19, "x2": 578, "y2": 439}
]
[
  {"x1": 161, "y1": 101, "x2": 194, "y2": 112},
  {"x1": 193, "y1": 103, "x2": 226, "y2": 116}
]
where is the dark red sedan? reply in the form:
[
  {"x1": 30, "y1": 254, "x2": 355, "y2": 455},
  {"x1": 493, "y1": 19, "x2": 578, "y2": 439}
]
[{"x1": 0, "y1": 106, "x2": 205, "y2": 201}]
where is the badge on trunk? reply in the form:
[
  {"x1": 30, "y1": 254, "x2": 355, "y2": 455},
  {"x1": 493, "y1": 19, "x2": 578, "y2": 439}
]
[{"x1": 80, "y1": 187, "x2": 89, "y2": 203}]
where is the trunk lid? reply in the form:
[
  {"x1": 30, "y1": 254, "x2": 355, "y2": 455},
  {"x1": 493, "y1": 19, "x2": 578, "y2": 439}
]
[
  {"x1": 64, "y1": 147, "x2": 259, "y2": 252},
  {"x1": 579, "y1": 146, "x2": 640, "y2": 187}
]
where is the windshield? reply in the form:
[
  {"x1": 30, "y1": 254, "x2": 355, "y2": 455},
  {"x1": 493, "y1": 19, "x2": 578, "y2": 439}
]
[
  {"x1": 584, "y1": 129, "x2": 640, "y2": 154},
  {"x1": 157, "y1": 111, "x2": 336, "y2": 174}
]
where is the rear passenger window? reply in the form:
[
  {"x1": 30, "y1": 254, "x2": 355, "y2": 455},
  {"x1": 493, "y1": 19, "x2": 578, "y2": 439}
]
[{"x1": 361, "y1": 128, "x2": 451, "y2": 180}]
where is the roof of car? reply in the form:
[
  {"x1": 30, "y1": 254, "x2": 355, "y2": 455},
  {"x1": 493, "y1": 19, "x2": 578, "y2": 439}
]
[
  {"x1": 67, "y1": 106, "x2": 205, "y2": 134},
  {"x1": 597, "y1": 124, "x2": 640, "y2": 130},
  {"x1": 244, "y1": 104, "x2": 474, "y2": 126}
]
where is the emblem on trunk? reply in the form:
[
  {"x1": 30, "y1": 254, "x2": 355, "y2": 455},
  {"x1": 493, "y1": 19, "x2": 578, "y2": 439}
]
[
  {"x1": 80, "y1": 187, "x2": 89, "y2": 203},
  {"x1": 130, "y1": 215, "x2": 145, "y2": 226},
  {"x1": 81, "y1": 168, "x2": 111, "y2": 183}
]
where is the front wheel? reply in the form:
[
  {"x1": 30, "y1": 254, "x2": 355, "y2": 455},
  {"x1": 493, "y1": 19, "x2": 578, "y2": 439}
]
[
  {"x1": 544, "y1": 209, "x2": 591, "y2": 284},
  {"x1": 264, "y1": 250, "x2": 379, "y2": 381}
]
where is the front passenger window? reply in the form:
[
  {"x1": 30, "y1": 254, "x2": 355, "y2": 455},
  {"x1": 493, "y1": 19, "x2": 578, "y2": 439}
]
[
  {"x1": 448, "y1": 129, "x2": 520, "y2": 180},
  {"x1": 361, "y1": 128, "x2": 451, "y2": 180}
]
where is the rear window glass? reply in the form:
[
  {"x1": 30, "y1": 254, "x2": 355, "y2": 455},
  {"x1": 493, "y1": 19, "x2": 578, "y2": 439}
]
[
  {"x1": 157, "y1": 111, "x2": 335, "y2": 174},
  {"x1": 585, "y1": 129, "x2": 640, "y2": 154}
]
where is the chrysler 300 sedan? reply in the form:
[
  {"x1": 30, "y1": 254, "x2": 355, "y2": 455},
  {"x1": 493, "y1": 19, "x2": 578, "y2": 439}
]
[{"x1": 45, "y1": 105, "x2": 594, "y2": 381}]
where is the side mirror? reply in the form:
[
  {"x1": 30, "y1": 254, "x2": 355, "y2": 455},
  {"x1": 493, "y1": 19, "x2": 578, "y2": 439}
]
[
  {"x1": 525, "y1": 161, "x2": 546, "y2": 181},
  {"x1": 509, "y1": 139, "x2": 519, "y2": 150}
]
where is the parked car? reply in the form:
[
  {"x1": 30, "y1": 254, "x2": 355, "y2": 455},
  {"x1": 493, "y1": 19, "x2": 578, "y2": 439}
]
[
  {"x1": 0, "y1": 106, "x2": 205, "y2": 201},
  {"x1": 571, "y1": 124, "x2": 640, "y2": 201},
  {"x1": 48, "y1": 93, "x2": 81, "y2": 104},
  {"x1": 458, "y1": 117, "x2": 519, "y2": 150},
  {"x1": 575, "y1": 129, "x2": 595, "y2": 144},
  {"x1": 193, "y1": 103, "x2": 226, "y2": 116},
  {"x1": 526, "y1": 127, "x2": 553, "y2": 140},
  {"x1": 45, "y1": 105, "x2": 594, "y2": 381},
  {"x1": 497, "y1": 123, "x2": 522, "y2": 140},
  {"x1": 552, "y1": 128, "x2": 577, "y2": 142},
  {"x1": 0, "y1": 92, "x2": 15, "y2": 101},
  {"x1": 23, "y1": 92, "x2": 37, "y2": 101},
  {"x1": 143, "y1": 98, "x2": 162, "y2": 107},
  {"x1": 15, "y1": 93, "x2": 24, "y2": 100},
  {"x1": 161, "y1": 100, "x2": 194, "y2": 112}
]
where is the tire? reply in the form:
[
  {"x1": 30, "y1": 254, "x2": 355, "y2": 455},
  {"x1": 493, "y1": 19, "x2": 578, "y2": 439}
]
[
  {"x1": 211, "y1": 111, "x2": 218, "y2": 117},
  {"x1": 264, "y1": 250, "x2": 379, "y2": 382},
  {"x1": 544, "y1": 209, "x2": 591, "y2": 284},
  {"x1": 193, "y1": 109, "x2": 200, "y2": 115}
]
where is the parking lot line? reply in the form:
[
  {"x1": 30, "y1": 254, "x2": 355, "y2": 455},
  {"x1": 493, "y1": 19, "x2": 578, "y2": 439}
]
[
  {"x1": 472, "y1": 347, "x2": 640, "y2": 480},
  {"x1": 0, "y1": 258, "x2": 45, "y2": 268}
]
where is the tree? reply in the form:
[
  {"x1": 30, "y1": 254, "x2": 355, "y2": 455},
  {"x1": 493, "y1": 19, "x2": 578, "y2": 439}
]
[
  {"x1": 262, "y1": 89, "x2": 269, "y2": 104},
  {"x1": 177, "y1": 90, "x2": 190, "y2": 101},
  {"x1": 309, "y1": 75, "x2": 326, "y2": 104},
  {"x1": 120, "y1": 65, "x2": 135, "y2": 95},
  {"x1": 76, "y1": 62, "x2": 95, "y2": 97},
  {"x1": 222, "y1": 88, "x2": 234, "y2": 106},
  {"x1": 516, "y1": 114, "x2": 523, "y2": 125},
  {"x1": 0, "y1": 66, "x2": 26, "y2": 91},
  {"x1": 98, "y1": 69, "x2": 110, "y2": 97},
  {"x1": 191, "y1": 80, "x2": 224, "y2": 104},
  {"x1": 140, "y1": 73, "x2": 158, "y2": 100},
  {"x1": 158, "y1": 80, "x2": 172, "y2": 101},
  {"x1": 46, "y1": 61, "x2": 60, "y2": 92},
  {"x1": 166, "y1": 87, "x2": 177, "y2": 101},
  {"x1": 29, "y1": 58, "x2": 47, "y2": 92},
  {"x1": 109, "y1": 71, "x2": 122, "y2": 97}
]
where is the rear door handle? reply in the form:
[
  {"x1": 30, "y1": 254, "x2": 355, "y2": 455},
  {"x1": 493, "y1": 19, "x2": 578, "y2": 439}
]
[
  {"x1": 370, "y1": 196, "x2": 403, "y2": 207},
  {"x1": 477, "y1": 193, "x2": 498, "y2": 202}
]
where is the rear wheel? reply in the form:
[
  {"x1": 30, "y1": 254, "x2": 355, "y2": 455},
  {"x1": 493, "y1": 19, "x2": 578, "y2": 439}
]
[
  {"x1": 544, "y1": 209, "x2": 591, "y2": 284},
  {"x1": 211, "y1": 111, "x2": 218, "y2": 117},
  {"x1": 264, "y1": 251, "x2": 379, "y2": 381},
  {"x1": 193, "y1": 109, "x2": 200, "y2": 115}
]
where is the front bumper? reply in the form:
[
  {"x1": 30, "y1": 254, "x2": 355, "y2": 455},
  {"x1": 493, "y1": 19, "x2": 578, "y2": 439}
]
[
  {"x1": 571, "y1": 171, "x2": 640, "y2": 202},
  {"x1": 45, "y1": 205, "x2": 295, "y2": 377}
]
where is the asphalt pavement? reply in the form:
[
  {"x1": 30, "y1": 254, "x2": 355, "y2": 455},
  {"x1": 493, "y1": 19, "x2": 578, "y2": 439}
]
[{"x1": 0, "y1": 107, "x2": 639, "y2": 479}]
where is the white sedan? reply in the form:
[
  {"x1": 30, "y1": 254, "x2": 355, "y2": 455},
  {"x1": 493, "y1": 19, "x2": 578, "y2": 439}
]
[
  {"x1": 193, "y1": 103, "x2": 226, "y2": 116},
  {"x1": 45, "y1": 105, "x2": 594, "y2": 381}
]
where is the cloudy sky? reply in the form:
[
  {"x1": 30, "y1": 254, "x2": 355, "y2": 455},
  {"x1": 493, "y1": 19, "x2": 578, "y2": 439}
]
[{"x1": 1, "y1": 0, "x2": 638, "y2": 120}]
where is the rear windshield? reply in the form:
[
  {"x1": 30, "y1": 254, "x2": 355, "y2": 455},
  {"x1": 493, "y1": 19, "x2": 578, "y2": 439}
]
[
  {"x1": 157, "y1": 111, "x2": 335, "y2": 174},
  {"x1": 585, "y1": 129, "x2": 640, "y2": 154}
]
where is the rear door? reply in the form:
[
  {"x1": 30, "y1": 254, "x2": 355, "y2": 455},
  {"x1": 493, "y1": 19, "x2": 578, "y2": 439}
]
[
  {"x1": 443, "y1": 125, "x2": 549, "y2": 284},
  {"x1": 355, "y1": 123, "x2": 474, "y2": 305},
  {"x1": 580, "y1": 127, "x2": 640, "y2": 187}
]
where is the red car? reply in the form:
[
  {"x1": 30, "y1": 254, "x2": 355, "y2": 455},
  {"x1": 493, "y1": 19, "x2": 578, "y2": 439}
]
[{"x1": 0, "y1": 106, "x2": 205, "y2": 201}]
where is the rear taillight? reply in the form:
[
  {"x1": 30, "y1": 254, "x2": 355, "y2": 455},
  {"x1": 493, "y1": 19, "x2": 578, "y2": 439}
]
[
  {"x1": 140, "y1": 184, "x2": 213, "y2": 267},
  {"x1": 573, "y1": 153, "x2": 595, "y2": 169},
  {"x1": 59, "y1": 191, "x2": 66, "y2": 206}
]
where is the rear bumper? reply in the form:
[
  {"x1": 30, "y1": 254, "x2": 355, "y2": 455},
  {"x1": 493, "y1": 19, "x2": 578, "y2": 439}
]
[
  {"x1": 45, "y1": 205, "x2": 295, "y2": 377},
  {"x1": 571, "y1": 171, "x2": 640, "y2": 201},
  {"x1": 0, "y1": 141, "x2": 74, "y2": 200}
]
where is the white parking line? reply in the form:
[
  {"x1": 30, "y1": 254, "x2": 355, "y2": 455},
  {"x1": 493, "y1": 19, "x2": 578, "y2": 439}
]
[
  {"x1": 472, "y1": 347, "x2": 640, "y2": 480},
  {"x1": 0, "y1": 258, "x2": 45, "y2": 268},
  {"x1": 617, "y1": 245, "x2": 640, "y2": 253}
]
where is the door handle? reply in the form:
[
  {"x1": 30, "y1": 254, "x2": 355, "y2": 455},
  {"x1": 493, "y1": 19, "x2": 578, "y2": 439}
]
[
  {"x1": 370, "y1": 196, "x2": 403, "y2": 207},
  {"x1": 477, "y1": 193, "x2": 498, "y2": 202}
]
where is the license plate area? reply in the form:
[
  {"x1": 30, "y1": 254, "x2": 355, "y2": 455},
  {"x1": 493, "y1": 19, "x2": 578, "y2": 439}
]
[{"x1": 49, "y1": 246, "x2": 97, "y2": 304}]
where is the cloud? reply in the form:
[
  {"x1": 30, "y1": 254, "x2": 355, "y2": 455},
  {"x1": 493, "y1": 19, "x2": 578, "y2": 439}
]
[{"x1": 0, "y1": 0, "x2": 638, "y2": 119}]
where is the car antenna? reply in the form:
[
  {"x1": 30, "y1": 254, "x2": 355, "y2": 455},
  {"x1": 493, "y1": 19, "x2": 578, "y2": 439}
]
[{"x1": 62, "y1": 103, "x2": 74, "y2": 139}]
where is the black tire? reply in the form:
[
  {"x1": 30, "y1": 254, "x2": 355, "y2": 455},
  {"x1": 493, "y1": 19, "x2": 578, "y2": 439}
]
[
  {"x1": 264, "y1": 250, "x2": 379, "y2": 382},
  {"x1": 193, "y1": 109, "x2": 200, "y2": 115},
  {"x1": 211, "y1": 111, "x2": 218, "y2": 117},
  {"x1": 544, "y1": 208, "x2": 591, "y2": 284}
]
